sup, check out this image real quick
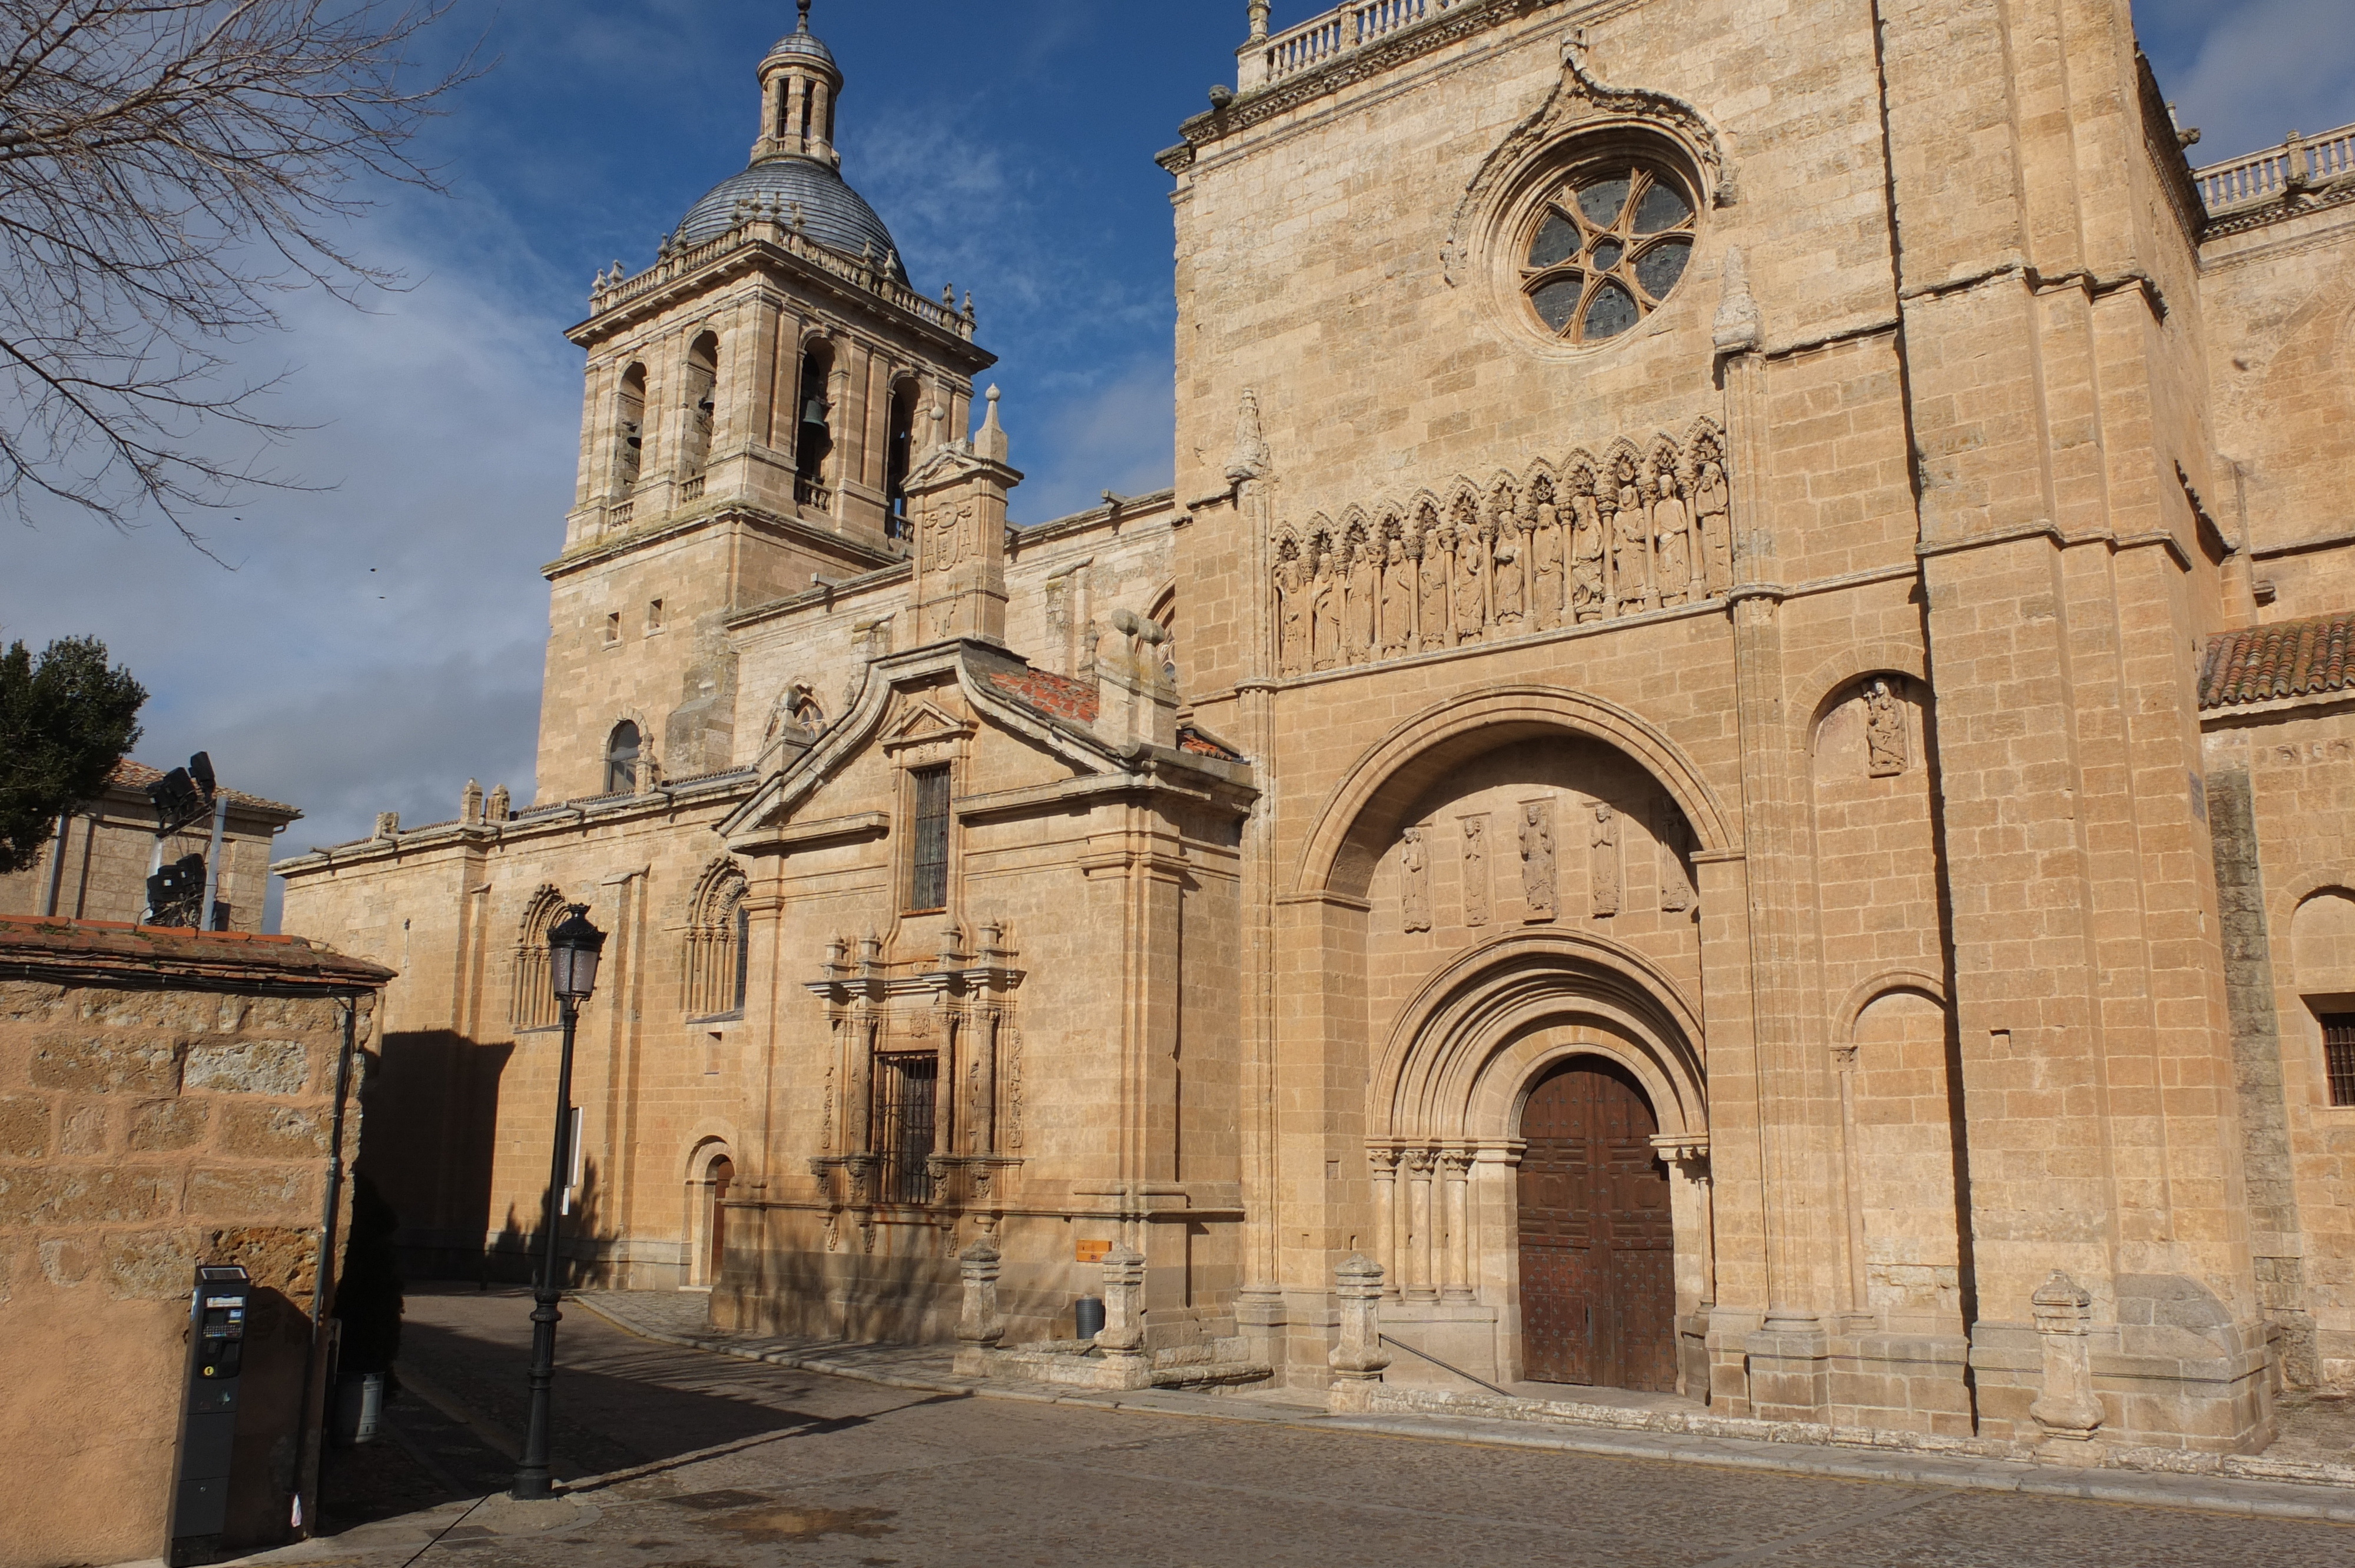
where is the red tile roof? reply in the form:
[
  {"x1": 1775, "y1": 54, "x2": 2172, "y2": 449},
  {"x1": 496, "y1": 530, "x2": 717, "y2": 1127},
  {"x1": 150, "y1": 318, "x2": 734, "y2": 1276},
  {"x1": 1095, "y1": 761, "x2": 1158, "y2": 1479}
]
[
  {"x1": 108, "y1": 758, "x2": 302, "y2": 819},
  {"x1": 1178, "y1": 727, "x2": 1244, "y2": 763},
  {"x1": 989, "y1": 668, "x2": 1099, "y2": 723},
  {"x1": 0, "y1": 914, "x2": 392, "y2": 988},
  {"x1": 2201, "y1": 612, "x2": 2355, "y2": 710}
]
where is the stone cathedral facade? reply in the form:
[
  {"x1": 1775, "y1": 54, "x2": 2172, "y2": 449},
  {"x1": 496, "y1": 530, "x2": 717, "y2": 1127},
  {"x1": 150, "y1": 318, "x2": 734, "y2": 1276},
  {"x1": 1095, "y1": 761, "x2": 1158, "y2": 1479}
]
[{"x1": 277, "y1": 0, "x2": 2355, "y2": 1457}]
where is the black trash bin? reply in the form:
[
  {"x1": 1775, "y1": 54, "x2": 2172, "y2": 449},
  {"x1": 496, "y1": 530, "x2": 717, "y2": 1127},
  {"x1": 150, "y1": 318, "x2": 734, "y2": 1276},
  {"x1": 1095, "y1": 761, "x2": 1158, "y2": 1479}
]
[{"x1": 1074, "y1": 1295, "x2": 1106, "y2": 1340}]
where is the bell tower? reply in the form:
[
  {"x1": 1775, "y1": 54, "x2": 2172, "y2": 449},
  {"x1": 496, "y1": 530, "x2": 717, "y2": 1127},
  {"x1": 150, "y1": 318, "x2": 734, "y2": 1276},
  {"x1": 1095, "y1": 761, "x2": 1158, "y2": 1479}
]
[{"x1": 535, "y1": 1, "x2": 996, "y2": 804}]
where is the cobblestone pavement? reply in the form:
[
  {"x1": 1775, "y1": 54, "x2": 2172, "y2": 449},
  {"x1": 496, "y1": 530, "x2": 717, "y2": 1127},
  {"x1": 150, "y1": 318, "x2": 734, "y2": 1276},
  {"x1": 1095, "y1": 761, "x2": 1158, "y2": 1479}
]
[{"x1": 274, "y1": 1287, "x2": 2354, "y2": 1568}]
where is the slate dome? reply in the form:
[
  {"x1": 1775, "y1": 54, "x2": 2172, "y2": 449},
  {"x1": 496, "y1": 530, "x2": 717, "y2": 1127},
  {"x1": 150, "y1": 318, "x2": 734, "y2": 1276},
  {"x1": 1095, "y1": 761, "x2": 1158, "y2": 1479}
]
[{"x1": 676, "y1": 157, "x2": 907, "y2": 285}]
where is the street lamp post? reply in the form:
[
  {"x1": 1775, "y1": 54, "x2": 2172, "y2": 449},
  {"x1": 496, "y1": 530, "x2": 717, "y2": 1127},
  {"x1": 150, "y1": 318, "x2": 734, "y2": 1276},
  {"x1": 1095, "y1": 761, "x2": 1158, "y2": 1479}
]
[{"x1": 512, "y1": 905, "x2": 606, "y2": 1501}]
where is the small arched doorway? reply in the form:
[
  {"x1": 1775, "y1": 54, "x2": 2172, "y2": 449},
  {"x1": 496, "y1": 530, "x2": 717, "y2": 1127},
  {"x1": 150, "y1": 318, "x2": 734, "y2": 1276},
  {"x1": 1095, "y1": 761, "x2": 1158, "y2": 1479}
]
[
  {"x1": 1517, "y1": 1056, "x2": 1675, "y2": 1391},
  {"x1": 705, "y1": 1154, "x2": 735, "y2": 1284}
]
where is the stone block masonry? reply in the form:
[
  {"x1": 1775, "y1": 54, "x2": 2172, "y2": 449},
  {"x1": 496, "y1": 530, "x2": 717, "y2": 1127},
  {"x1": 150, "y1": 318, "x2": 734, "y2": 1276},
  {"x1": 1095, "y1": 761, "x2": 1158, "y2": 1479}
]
[{"x1": 0, "y1": 916, "x2": 389, "y2": 1568}]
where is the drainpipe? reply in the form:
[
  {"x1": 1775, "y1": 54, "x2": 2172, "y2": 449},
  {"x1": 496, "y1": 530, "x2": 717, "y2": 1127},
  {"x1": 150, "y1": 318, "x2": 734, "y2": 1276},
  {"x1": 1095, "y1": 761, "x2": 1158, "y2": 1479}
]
[{"x1": 290, "y1": 999, "x2": 361, "y2": 1535}]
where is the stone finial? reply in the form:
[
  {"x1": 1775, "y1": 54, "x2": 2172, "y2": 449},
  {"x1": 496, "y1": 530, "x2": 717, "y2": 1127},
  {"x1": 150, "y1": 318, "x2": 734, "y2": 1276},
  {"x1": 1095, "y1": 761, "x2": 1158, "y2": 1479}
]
[
  {"x1": 975, "y1": 386, "x2": 1009, "y2": 463},
  {"x1": 373, "y1": 812, "x2": 400, "y2": 840},
  {"x1": 461, "y1": 779, "x2": 484, "y2": 825},
  {"x1": 1713, "y1": 246, "x2": 1763, "y2": 356},
  {"x1": 1096, "y1": 607, "x2": 1178, "y2": 753},
  {"x1": 487, "y1": 785, "x2": 512, "y2": 822},
  {"x1": 2284, "y1": 129, "x2": 2313, "y2": 195},
  {"x1": 1226, "y1": 387, "x2": 1272, "y2": 483},
  {"x1": 1248, "y1": 2, "x2": 1271, "y2": 42},
  {"x1": 857, "y1": 929, "x2": 883, "y2": 969}
]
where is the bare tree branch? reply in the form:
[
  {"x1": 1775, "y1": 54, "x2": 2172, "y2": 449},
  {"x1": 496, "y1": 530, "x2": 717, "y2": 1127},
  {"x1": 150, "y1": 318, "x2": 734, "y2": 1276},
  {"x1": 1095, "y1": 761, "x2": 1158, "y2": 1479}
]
[{"x1": 0, "y1": 1, "x2": 480, "y2": 543}]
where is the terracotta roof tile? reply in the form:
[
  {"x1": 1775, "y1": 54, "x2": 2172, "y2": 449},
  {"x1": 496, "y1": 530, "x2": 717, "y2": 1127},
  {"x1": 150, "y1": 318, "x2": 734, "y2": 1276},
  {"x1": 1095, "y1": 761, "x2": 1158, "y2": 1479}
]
[
  {"x1": 108, "y1": 758, "x2": 302, "y2": 819},
  {"x1": 1177, "y1": 727, "x2": 1245, "y2": 763},
  {"x1": 0, "y1": 914, "x2": 392, "y2": 988},
  {"x1": 988, "y1": 668, "x2": 1100, "y2": 723},
  {"x1": 2201, "y1": 612, "x2": 2355, "y2": 709}
]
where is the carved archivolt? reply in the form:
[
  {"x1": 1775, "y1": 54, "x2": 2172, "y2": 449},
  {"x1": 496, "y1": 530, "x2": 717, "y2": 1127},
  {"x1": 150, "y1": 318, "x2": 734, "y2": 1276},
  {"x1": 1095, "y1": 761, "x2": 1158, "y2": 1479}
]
[{"x1": 1271, "y1": 420, "x2": 1730, "y2": 677}]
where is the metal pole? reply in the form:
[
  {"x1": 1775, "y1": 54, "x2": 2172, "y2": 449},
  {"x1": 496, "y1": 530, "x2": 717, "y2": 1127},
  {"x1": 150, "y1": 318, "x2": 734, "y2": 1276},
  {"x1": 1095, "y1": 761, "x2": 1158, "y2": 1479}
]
[
  {"x1": 512, "y1": 995, "x2": 580, "y2": 1500},
  {"x1": 290, "y1": 1000, "x2": 361, "y2": 1534},
  {"x1": 41, "y1": 813, "x2": 71, "y2": 916},
  {"x1": 200, "y1": 790, "x2": 231, "y2": 931}
]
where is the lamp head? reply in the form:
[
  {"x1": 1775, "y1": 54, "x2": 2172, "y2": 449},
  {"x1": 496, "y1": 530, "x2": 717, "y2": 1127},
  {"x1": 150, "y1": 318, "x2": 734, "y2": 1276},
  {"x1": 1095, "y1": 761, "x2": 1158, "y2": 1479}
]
[{"x1": 547, "y1": 905, "x2": 607, "y2": 1001}]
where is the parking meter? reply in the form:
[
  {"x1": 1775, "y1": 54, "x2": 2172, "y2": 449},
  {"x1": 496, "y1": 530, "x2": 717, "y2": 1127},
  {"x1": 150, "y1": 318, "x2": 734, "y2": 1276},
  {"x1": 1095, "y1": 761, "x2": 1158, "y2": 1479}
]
[{"x1": 170, "y1": 1265, "x2": 250, "y2": 1544}]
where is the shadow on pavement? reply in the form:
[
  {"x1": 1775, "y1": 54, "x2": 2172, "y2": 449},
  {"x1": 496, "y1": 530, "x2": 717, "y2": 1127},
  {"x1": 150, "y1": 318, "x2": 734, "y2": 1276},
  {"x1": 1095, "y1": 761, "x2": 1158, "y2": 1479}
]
[{"x1": 314, "y1": 1284, "x2": 950, "y2": 1537}]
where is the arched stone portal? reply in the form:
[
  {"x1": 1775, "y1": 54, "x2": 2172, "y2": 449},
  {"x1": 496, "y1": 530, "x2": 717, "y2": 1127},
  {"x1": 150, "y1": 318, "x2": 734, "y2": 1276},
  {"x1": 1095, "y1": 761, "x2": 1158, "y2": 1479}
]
[{"x1": 1366, "y1": 929, "x2": 1710, "y2": 1394}]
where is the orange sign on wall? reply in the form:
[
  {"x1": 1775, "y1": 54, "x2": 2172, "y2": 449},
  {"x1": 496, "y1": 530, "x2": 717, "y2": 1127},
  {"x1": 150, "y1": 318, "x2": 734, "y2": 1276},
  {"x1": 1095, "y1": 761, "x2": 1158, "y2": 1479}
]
[{"x1": 1075, "y1": 1239, "x2": 1112, "y2": 1264}]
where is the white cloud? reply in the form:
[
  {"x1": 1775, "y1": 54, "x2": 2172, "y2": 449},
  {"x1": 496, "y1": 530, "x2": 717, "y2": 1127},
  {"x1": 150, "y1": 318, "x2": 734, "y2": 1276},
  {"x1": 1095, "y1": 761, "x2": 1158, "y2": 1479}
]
[
  {"x1": 3, "y1": 215, "x2": 579, "y2": 862},
  {"x1": 2146, "y1": 0, "x2": 2355, "y2": 162}
]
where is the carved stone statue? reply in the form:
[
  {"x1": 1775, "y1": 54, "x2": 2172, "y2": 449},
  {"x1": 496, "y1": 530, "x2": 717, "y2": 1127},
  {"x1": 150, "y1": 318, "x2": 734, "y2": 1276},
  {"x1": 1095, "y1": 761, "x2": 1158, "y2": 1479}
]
[
  {"x1": 1520, "y1": 800, "x2": 1557, "y2": 921},
  {"x1": 1694, "y1": 457, "x2": 1732, "y2": 596},
  {"x1": 1418, "y1": 532, "x2": 1451, "y2": 650},
  {"x1": 1401, "y1": 825, "x2": 1431, "y2": 934},
  {"x1": 1461, "y1": 812, "x2": 1490, "y2": 926},
  {"x1": 1613, "y1": 464, "x2": 1650, "y2": 610},
  {"x1": 1492, "y1": 537, "x2": 1525, "y2": 626},
  {"x1": 1657, "y1": 799, "x2": 1695, "y2": 913},
  {"x1": 1590, "y1": 800, "x2": 1621, "y2": 918},
  {"x1": 1531, "y1": 501, "x2": 1564, "y2": 630},
  {"x1": 1347, "y1": 539, "x2": 1378, "y2": 660},
  {"x1": 1381, "y1": 537, "x2": 1415, "y2": 657},
  {"x1": 1571, "y1": 489, "x2": 1606, "y2": 621},
  {"x1": 1311, "y1": 549, "x2": 1344, "y2": 671},
  {"x1": 1276, "y1": 553, "x2": 1309, "y2": 676},
  {"x1": 1653, "y1": 470, "x2": 1694, "y2": 606},
  {"x1": 1866, "y1": 677, "x2": 1908, "y2": 776},
  {"x1": 1452, "y1": 524, "x2": 1487, "y2": 642}
]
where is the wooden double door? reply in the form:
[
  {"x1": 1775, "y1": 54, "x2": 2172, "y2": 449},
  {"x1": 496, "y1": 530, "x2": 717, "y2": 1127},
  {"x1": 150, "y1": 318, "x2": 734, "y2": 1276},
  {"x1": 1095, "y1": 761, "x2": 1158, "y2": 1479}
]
[{"x1": 1516, "y1": 1057, "x2": 1677, "y2": 1391}]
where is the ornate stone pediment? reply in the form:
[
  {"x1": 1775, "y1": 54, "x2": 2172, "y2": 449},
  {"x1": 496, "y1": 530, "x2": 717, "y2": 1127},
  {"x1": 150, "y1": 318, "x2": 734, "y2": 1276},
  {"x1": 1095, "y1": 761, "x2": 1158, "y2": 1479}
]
[{"x1": 880, "y1": 695, "x2": 974, "y2": 766}]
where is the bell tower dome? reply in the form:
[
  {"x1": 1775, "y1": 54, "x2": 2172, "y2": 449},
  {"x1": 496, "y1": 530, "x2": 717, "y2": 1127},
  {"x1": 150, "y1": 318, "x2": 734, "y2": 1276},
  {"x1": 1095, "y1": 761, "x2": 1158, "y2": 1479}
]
[{"x1": 757, "y1": 0, "x2": 843, "y2": 168}]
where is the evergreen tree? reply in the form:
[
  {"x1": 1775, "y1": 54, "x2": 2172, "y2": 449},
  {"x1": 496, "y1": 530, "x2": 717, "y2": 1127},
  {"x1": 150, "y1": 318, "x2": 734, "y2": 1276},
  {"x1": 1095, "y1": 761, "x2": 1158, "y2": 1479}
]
[{"x1": 0, "y1": 637, "x2": 146, "y2": 874}]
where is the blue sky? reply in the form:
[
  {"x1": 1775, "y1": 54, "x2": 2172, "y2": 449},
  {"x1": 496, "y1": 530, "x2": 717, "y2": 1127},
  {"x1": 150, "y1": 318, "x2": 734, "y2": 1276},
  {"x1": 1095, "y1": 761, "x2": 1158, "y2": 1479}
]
[{"x1": 2, "y1": 0, "x2": 2348, "y2": 903}]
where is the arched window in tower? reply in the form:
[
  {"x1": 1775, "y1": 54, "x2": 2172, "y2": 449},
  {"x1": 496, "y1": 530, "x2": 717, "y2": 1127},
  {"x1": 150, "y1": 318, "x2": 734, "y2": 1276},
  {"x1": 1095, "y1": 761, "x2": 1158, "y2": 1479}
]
[
  {"x1": 616, "y1": 363, "x2": 648, "y2": 489},
  {"x1": 685, "y1": 862, "x2": 750, "y2": 1019},
  {"x1": 605, "y1": 720, "x2": 642, "y2": 795},
  {"x1": 682, "y1": 334, "x2": 719, "y2": 479},
  {"x1": 795, "y1": 341, "x2": 835, "y2": 507},
  {"x1": 512, "y1": 887, "x2": 568, "y2": 1032},
  {"x1": 884, "y1": 377, "x2": 920, "y2": 535}
]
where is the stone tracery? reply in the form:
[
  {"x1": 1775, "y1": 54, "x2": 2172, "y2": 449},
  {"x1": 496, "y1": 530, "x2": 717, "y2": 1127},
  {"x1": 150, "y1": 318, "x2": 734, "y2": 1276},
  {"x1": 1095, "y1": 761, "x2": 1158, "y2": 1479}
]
[{"x1": 1271, "y1": 422, "x2": 1730, "y2": 676}]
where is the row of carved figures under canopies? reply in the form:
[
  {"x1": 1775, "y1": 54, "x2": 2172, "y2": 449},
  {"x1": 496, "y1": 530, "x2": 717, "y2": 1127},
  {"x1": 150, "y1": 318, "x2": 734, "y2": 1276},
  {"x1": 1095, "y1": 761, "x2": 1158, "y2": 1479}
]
[{"x1": 1272, "y1": 422, "x2": 1731, "y2": 676}]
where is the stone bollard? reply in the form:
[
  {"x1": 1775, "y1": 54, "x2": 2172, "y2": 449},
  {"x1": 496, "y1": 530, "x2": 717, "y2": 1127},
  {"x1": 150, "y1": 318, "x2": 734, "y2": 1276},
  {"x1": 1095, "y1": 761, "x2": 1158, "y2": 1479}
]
[
  {"x1": 1329, "y1": 1252, "x2": 1391, "y2": 1413},
  {"x1": 2030, "y1": 1270, "x2": 2105, "y2": 1462},
  {"x1": 1092, "y1": 1243, "x2": 1152, "y2": 1388},
  {"x1": 952, "y1": 1237, "x2": 1004, "y2": 1377}
]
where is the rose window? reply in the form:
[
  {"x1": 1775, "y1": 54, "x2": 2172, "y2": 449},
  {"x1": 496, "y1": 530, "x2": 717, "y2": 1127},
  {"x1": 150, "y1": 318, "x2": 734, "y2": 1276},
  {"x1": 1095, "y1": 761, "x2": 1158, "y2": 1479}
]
[{"x1": 1520, "y1": 162, "x2": 1697, "y2": 344}]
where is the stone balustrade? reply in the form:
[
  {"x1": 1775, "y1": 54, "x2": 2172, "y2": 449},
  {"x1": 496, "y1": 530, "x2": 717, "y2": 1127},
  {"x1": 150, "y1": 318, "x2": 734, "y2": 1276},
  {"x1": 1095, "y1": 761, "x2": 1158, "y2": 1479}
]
[
  {"x1": 2195, "y1": 123, "x2": 2355, "y2": 213},
  {"x1": 591, "y1": 213, "x2": 976, "y2": 341},
  {"x1": 1243, "y1": 0, "x2": 1462, "y2": 91}
]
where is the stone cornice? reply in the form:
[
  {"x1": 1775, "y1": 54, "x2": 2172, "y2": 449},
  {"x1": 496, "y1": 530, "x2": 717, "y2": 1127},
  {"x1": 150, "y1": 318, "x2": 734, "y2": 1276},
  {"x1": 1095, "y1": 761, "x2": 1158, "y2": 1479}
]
[{"x1": 548, "y1": 500, "x2": 900, "y2": 583}]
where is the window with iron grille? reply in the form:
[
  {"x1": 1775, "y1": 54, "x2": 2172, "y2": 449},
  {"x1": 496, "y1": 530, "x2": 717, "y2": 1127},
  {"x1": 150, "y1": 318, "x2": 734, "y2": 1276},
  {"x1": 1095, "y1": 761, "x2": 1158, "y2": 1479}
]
[
  {"x1": 908, "y1": 765, "x2": 951, "y2": 912},
  {"x1": 874, "y1": 1053, "x2": 938, "y2": 1204},
  {"x1": 2324, "y1": 1013, "x2": 2355, "y2": 1108}
]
